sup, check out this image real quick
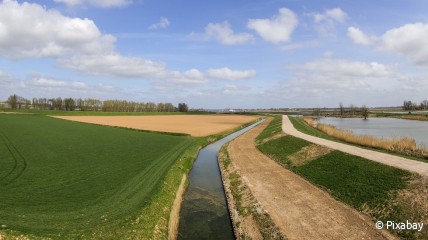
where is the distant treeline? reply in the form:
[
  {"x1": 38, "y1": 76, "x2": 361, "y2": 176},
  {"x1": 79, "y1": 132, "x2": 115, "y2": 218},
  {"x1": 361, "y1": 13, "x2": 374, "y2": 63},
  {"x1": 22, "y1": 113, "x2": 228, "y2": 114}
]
[
  {"x1": 3, "y1": 94, "x2": 189, "y2": 112},
  {"x1": 403, "y1": 100, "x2": 428, "y2": 111}
]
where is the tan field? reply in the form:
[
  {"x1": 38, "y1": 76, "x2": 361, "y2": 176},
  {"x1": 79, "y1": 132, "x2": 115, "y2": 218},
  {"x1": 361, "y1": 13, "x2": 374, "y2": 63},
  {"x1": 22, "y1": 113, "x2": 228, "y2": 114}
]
[{"x1": 53, "y1": 114, "x2": 258, "y2": 137}]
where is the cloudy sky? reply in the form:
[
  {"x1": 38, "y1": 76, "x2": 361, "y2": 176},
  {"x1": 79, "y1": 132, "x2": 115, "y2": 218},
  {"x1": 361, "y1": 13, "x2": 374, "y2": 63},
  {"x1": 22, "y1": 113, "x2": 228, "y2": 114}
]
[{"x1": 1, "y1": 0, "x2": 428, "y2": 109}]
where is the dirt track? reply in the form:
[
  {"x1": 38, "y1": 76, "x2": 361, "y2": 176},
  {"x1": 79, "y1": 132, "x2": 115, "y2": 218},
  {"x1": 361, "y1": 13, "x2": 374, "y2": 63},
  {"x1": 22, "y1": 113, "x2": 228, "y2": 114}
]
[
  {"x1": 53, "y1": 115, "x2": 258, "y2": 137},
  {"x1": 282, "y1": 115, "x2": 428, "y2": 177},
  {"x1": 227, "y1": 119, "x2": 396, "y2": 240}
]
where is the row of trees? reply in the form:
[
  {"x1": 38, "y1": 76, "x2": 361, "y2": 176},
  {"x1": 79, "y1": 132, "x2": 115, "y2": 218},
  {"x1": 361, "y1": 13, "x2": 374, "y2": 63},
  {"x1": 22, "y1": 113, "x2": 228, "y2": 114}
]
[
  {"x1": 338, "y1": 102, "x2": 369, "y2": 119},
  {"x1": 5, "y1": 94, "x2": 189, "y2": 112},
  {"x1": 403, "y1": 100, "x2": 428, "y2": 111}
]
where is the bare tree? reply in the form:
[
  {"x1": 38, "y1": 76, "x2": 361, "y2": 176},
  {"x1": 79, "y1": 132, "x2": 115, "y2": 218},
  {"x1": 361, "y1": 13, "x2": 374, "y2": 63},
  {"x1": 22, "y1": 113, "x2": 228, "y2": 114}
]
[
  {"x1": 361, "y1": 105, "x2": 369, "y2": 120},
  {"x1": 339, "y1": 102, "x2": 344, "y2": 117}
]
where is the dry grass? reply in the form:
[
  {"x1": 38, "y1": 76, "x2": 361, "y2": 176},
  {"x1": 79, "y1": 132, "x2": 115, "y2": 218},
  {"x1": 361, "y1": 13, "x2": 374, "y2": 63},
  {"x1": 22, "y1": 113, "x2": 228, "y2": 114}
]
[
  {"x1": 400, "y1": 115, "x2": 428, "y2": 121},
  {"x1": 303, "y1": 118, "x2": 428, "y2": 158}
]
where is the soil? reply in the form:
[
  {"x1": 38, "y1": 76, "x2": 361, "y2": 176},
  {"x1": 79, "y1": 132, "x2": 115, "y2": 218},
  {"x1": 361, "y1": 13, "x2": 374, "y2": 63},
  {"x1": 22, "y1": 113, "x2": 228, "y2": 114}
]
[
  {"x1": 53, "y1": 115, "x2": 258, "y2": 137},
  {"x1": 227, "y1": 119, "x2": 396, "y2": 240},
  {"x1": 283, "y1": 115, "x2": 428, "y2": 177}
]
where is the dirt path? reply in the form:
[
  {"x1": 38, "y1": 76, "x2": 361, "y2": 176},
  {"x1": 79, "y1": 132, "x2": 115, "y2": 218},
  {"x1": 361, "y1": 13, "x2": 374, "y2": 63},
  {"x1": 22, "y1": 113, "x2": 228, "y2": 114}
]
[
  {"x1": 227, "y1": 119, "x2": 395, "y2": 240},
  {"x1": 282, "y1": 115, "x2": 428, "y2": 177}
]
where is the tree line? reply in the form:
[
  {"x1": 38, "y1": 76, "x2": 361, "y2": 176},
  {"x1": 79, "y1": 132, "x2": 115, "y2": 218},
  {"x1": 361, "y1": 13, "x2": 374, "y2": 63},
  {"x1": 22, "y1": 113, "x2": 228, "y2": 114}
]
[
  {"x1": 5, "y1": 94, "x2": 189, "y2": 112},
  {"x1": 403, "y1": 100, "x2": 428, "y2": 111}
]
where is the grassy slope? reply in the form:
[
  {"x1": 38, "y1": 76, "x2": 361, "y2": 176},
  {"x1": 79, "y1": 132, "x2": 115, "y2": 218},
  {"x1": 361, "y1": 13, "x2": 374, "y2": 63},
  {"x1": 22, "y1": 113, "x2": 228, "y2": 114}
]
[
  {"x1": 257, "y1": 115, "x2": 419, "y2": 239},
  {"x1": 0, "y1": 114, "x2": 194, "y2": 238}
]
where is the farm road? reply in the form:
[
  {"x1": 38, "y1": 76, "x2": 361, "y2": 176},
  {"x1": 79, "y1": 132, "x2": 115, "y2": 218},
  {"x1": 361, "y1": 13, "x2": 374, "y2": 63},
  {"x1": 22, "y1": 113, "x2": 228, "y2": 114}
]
[
  {"x1": 227, "y1": 119, "x2": 395, "y2": 240},
  {"x1": 282, "y1": 115, "x2": 428, "y2": 177}
]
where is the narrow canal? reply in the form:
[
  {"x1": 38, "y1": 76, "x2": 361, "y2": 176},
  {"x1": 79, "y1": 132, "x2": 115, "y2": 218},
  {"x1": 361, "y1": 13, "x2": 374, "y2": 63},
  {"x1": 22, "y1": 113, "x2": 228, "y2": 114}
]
[{"x1": 178, "y1": 119, "x2": 264, "y2": 239}]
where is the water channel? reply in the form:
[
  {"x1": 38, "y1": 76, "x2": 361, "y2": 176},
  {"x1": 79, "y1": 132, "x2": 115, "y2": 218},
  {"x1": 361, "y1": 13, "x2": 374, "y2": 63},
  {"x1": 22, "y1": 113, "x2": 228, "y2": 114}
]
[
  {"x1": 177, "y1": 119, "x2": 264, "y2": 239},
  {"x1": 317, "y1": 117, "x2": 428, "y2": 147}
]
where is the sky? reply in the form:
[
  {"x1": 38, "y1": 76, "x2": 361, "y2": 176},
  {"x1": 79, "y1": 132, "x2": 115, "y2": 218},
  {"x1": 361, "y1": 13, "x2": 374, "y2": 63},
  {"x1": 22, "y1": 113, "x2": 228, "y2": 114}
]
[{"x1": 1, "y1": 0, "x2": 428, "y2": 109}]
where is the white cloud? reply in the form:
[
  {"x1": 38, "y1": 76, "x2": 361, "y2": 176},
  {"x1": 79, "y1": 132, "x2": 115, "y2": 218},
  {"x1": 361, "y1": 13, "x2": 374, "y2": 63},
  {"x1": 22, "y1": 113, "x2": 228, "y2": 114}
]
[
  {"x1": 61, "y1": 54, "x2": 169, "y2": 78},
  {"x1": 314, "y1": 8, "x2": 347, "y2": 23},
  {"x1": 149, "y1": 17, "x2": 170, "y2": 30},
  {"x1": 30, "y1": 78, "x2": 67, "y2": 88},
  {"x1": 247, "y1": 8, "x2": 298, "y2": 44},
  {"x1": 54, "y1": 0, "x2": 132, "y2": 8},
  {"x1": 279, "y1": 58, "x2": 398, "y2": 105},
  {"x1": 204, "y1": 22, "x2": 254, "y2": 45},
  {"x1": 380, "y1": 23, "x2": 428, "y2": 66},
  {"x1": 207, "y1": 67, "x2": 256, "y2": 80},
  {"x1": 0, "y1": 0, "x2": 115, "y2": 58},
  {"x1": 347, "y1": 27, "x2": 376, "y2": 46},
  {"x1": 287, "y1": 59, "x2": 395, "y2": 78},
  {"x1": 311, "y1": 8, "x2": 347, "y2": 36}
]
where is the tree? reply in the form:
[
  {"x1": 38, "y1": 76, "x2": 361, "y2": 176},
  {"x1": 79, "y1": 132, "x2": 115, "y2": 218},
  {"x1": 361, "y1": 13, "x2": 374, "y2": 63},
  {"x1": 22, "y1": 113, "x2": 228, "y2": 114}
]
[
  {"x1": 7, "y1": 94, "x2": 18, "y2": 109},
  {"x1": 339, "y1": 102, "x2": 344, "y2": 117},
  {"x1": 178, "y1": 103, "x2": 189, "y2": 112},
  {"x1": 422, "y1": 100, "x2": 428, "y2": 110},
  {"x1": 349, "y1": 104, "x2": 356, "y2": 116},
  {"x1": 361, "y1": 105, "x2": 369, "y2": 120},
  {"x1": 64, "y1": 98, "x2": 76, "y2": 111}
]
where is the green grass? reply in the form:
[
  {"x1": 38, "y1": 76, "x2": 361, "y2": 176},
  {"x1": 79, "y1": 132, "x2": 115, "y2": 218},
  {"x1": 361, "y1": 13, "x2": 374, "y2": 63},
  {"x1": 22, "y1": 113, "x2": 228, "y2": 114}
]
[
  {"x1": 0, "y1": 114, "x2": 195, "y2": 238},
  {"x1": 295, "y1": 151, "x2": 412, "y2": 209},
  {"x1": 288, "y1": 116, "x2": 335, "y2": 140},
  {"x1": 258, "y1": 135, "x2": 310, "y2": 164},
  {"x1": 255, "y1": 115, "x2": 282, "y2": 142}
]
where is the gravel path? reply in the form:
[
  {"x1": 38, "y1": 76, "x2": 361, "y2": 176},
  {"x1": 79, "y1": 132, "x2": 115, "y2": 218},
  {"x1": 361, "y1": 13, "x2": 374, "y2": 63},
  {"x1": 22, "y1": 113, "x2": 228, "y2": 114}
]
[
  {"x1": 227, "y1": 119, "x2": 395, "y2": 240},
  {"x1": 282, "y1": 115, "x2": 428, "y2": 177}
]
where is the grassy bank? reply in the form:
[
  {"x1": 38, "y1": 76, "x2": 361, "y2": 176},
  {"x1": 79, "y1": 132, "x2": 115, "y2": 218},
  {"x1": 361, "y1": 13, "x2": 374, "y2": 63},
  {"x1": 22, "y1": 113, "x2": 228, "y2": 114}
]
[{"x1": 257, "y1": 116, "x2": 427, "y2": 239}]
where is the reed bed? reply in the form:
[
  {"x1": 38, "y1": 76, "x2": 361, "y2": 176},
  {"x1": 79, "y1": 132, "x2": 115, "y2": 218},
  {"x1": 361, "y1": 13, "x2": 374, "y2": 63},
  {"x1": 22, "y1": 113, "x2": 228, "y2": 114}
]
[
  {"x1": 303, "y1": 117, "x2": 428, "y2": 158},
  {"x1": 400, "y1": 115, "x2": 428, "y2": 121}
]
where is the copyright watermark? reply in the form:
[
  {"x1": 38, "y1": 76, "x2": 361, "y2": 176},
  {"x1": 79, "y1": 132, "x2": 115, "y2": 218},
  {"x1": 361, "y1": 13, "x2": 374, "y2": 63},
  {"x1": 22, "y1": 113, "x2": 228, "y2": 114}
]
[{"x1": 375, "y1": 220, "x2": 424, "y2": 232}]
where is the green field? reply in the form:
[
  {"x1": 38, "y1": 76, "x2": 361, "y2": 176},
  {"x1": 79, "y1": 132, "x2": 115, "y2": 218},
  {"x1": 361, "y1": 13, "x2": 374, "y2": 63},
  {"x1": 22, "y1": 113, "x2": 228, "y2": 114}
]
[{"x1": 0, "y1": 114, "x2": 196, "y2": 238}]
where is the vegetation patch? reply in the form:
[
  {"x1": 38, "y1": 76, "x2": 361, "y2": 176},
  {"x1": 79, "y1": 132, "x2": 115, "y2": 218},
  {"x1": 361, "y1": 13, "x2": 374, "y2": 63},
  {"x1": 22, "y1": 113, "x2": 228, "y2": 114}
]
[
  {"x1": 258, "y1": 135, "x2": 311, "y2": 165},
  {"x1": 287, "y1": 144, "x2": 332, "y2": 166}
]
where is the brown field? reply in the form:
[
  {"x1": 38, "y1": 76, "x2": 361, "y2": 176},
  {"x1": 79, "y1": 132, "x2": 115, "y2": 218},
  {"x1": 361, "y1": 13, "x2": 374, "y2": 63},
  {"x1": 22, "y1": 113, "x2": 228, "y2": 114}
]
[{"x1": 53, "y1": 114, "x2": 258, "y2": 136}]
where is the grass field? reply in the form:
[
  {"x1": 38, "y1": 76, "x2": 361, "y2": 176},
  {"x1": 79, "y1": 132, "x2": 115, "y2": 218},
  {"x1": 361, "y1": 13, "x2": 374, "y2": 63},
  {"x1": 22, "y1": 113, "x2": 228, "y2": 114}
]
[
  {"x1": 0, "y1": 114, "x2": 196, "y2": 238},
  {"x1": 257, "y1": 115, "x2": 427, "y2": 239}
]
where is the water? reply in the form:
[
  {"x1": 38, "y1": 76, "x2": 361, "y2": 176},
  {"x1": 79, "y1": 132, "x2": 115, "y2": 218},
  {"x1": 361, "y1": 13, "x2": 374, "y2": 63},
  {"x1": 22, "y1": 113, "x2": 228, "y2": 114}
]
[
  {"x1": 318, "y1": 117, "x2": 428, "y2": 147},
  {"x1": 178, "y1": 119, "x2": 264, "y2": 240}
]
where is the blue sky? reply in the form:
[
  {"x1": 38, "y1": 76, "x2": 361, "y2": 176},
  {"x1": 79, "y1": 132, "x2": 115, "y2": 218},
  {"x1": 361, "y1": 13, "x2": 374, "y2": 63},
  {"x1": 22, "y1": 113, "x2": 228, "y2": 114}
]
[{"x1": 1, "y1": 0, "x2": 428, "y2": 109}]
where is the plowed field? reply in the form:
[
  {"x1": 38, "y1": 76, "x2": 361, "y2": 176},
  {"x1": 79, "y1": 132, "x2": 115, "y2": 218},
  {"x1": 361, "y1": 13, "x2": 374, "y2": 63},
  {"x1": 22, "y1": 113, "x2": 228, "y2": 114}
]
[{"x1": 54, "y1": 114, "x2": 258, "y2": 136}]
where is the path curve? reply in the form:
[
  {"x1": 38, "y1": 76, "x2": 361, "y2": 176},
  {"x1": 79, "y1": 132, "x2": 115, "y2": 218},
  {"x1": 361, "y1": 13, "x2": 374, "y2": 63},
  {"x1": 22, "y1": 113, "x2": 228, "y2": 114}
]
[
  {"x1": 282, "y1": 115, "x2": 428, "y2": 177},
  {"x1": 227, "y1": 119, "x2": 395, "y2": 240}
]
